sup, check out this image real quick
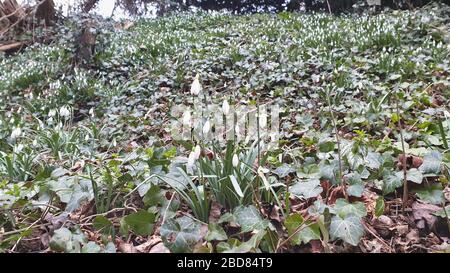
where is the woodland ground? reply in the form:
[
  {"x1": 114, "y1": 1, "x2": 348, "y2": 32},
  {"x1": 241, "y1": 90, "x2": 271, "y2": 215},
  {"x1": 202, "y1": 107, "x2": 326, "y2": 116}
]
[{"x1": 0, "y1": 3, "x2": 449, "y2": 253}]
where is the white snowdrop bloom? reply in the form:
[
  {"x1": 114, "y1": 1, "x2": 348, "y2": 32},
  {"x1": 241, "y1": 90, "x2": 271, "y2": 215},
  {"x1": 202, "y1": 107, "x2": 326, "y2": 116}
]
[
  {"x1": 59, "y1": 106, "x2": 70, "y2": 119},
  {"x1": 48, "y1": 109, "x2": 56, "y2": 117},
  {"x1": 311, "y1": 74, "x2": 320, "y2": 83},
  {"x1": 259, "y1": 112, "x2": 267, "y2": 129},
  {"x1": 187, "y1": 150, "x2": 197, "y2": 170},
  {"x1": 193, "y1": 145, "x2": 201, "y2": 160},
  {"x1": 32, "y1": 139, "x2": 38, "y2": 146},
  {"x1": 232, "y1": 154, "x2": 239, "y2": 167},
  {"x1": 85, "y1": 134, "x2": 90, "y2": 141},
  {"x1": 202, "y1": 119, "x2": 211, "y2": 135},
  {"x1": 14, "y1": 144, "x2": 24, "y2": 153},
  {"x1": 190, "y1": 74, "x2": 202, "y2": 96},
  {"x1": 182, "y1": 110, "x2": 191, "y2": 126},
  {"x1": 10, "y1": 127, "x2": 21, "y2": 140},
  {"x1": 56, "y1": 122, "x2": 63, "y2": 131},
  {"x1": 222, "y1": 99, "x2": 230, "y2": 115},
  {"x1": 257, "y1": 166, "x2": 271, "y2": 191},
  {"x1": 89, "y1": 108, "x2": 95, "y2": 117}
]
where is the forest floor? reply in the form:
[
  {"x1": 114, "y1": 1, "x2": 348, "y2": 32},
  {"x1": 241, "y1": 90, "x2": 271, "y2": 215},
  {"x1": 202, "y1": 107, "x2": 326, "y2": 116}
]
[{"x1": 0, "y1": 3, "x2": 449, "y2": 253}]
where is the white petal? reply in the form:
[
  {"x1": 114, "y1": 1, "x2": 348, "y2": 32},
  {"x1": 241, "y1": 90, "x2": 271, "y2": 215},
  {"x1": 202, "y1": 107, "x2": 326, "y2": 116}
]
[
  {"x1": 222, "y1": 100, "x2": 230, "y2": 115},
  {"x1": 190, "y1": 74, "x2": 202, "y2": 95},
  {"x1": 193, "y1": 145, "x2": 201, "y2": 159},
  {"x1": 202, "y1": 120, "x2": 210, "y2": 134},
  {"x1": 232, "y1": 154, "x2": 239, "y2": 167},
  {"x1": 182, "y1": 111, "x2": 191, "y2": 126},
  {"x1": 259, "y1": 113, "x2": 267, "y2": 128}
]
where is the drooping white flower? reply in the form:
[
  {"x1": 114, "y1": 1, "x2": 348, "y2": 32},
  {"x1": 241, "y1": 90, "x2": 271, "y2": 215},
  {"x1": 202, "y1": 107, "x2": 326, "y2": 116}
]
[
  {"x1": 232, "y1": 154, "x2": 239, "y2": 167},
  {"x1": 182, "y1": 110, "x2": 191, "y2": 126},
  {"x1": 59, "y1": 106, "x2": 70, "y2": 119},
  {"x1": 311, "y1": 74, "x2": 320, "y2": 83},
  {"x1": 190, "y1": 74, "x2": 202, "y2": 96},
  {"x1": 202, "y1": 120, "x2": 211, "y2": 135},
  {"x1": 222, "y1": 99, "x2": 230, "y2": 115},
  {"x1": 14, "y1": 144, "x2": 24, "y2": 153},
  {"x1": 187, "y1": 150, "x2": 197, "y2": 170},
  {"x1": 259, "y1": 112, "x2": 267, "y2": 129},
  {"x1": 85, "y1": 134, "x2": 90, "y2": 141},
  {"x1": 32, "y1": 139, "x2": 38, "y2": 146},
  {"x1": 257, "y1": 166, "x2": 271, "y2": 191},
  {"x1": 89, "y1": 107, "x2": 95, "y2": 117},
  {"x1": 48, "y1": 109, "x2": 56, "y2": 117},
  {"x1": 10, "y1": 127, "x2": 21, "y2": 140},
  {"x1": 193, "y1": 145, "x2": 201, "y2": 160}
]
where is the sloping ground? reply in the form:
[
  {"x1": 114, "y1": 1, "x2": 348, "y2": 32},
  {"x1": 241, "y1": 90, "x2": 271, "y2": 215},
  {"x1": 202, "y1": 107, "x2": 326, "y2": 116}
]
[{"x1": 0, "y1": 3, "x2": 449, "y2": 253}]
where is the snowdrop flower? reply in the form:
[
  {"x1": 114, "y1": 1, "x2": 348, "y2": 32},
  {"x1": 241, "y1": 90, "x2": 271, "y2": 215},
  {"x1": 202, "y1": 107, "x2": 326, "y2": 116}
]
[
  {"x1": 32, "y1": 139, "x2": 38, "y2": 146},
  {"x1": 48, "y1": 109, "x2": 56, "y2": 117},
  {"x1": 59, "y1": 106, "x2": 70, "y2": 119},
  {"x1": 259, "y1": 112, "x2": 267, "y2": 129},
  {"x1": 182, "y1": 110, "x2": 191, "y2": 126},
  {"x1": 232, "y1": 154, "x2": 239, "y2": 167},
  {"x1": 55, "y1": 122, "x2": 63, "y2": 131},
  {"x1": 10, "y1": 127, "x2": 21, "y2": 140},
  {"x1": 257, "y1": 166, "x2": 270, "y2": 191},
  {"x1": 190, "y1": 74, "x2": 202, "y2": 96},
  {"x1": 14, "y1": 144, "x2": 24, "y2": 153},
  {"x1": 85, "y1": 134, "x2": 90, "y2": 141},
  {"x1": 187, "y1": 151, "x2": 196, "y2": 169},
  {"x1": 89, "y1": 108, "x2": 95, "y2": 117},
  {"x1": 311, "y1": 74, "x2": 320, "y2": 83},
  {"x1": 202, "y1": 120, "x2": 211, "y2": 135},
  {"x1": 193, "y1": 145, "x2": 201, "y2": 160},
  {"x1": 222, "y1": 99, "x2": 230, "y2": 115}
]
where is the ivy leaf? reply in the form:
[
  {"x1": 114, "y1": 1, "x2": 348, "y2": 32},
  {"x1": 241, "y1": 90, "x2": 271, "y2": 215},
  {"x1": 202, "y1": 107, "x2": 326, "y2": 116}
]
[
  {"x1": 123, "y1": 210, "x2": 156, "y2": 236},
  {"x1": 233, "y1": 205, "x2": 269, "y2": 232},
  {"x1": 143, "y1": 184, "x2": 164, "y2": 207},
  {"x1": 284, "y1": 214, "x2": 320, "y2": 245},
  {"x1": 347, "y1": 184, "x2": 364, "y2": 198},
  {"x1": 419, "y1": 151, "x2": 442, "y2": 175},
  {"x1": 289, "y1": 179, "x2": 323, "y2": 199},
  {"x1": 160, "y1": 216, "x2": 203, "y2": 253},
  {"x1": 320, "y1": 161, "x2": 340, "y2": 185},
  {"x1": 205, "y1": 223, "x2": 228, "y2": 241},
  {"x1": 93, "y1": 215, "x2": 114, "y2": 235},
  {"x1": 273, "y1": 164, "x2": 295, "y2": 178},
  {"x1": 318, "y1": 141, "x2": 335, "y2": 153},
  {"x1": 365, "y1": 152, "x2": 382, "y2": 170},
  {"x1": 406, "y1": 168, "x2": 423, "y2": 184},
  {"x1": 81, "y1": 242, "x2": 102, "y2": 253},
  {"x1": 219, "y1": 230, "x2": 266, "y2": 253},
  {"x1": 382, "y1": 171, "x2": 403, "y2": 194},
  {"x1": 414, "y1": 184, "x2": 444, "y2": 205},
  {"x1": 49, "y1": 227, "x2": 73, "y2": 252},
  {"x1": 345, "y1": 173, "x2": 364, "y2": 197},
  {"x1": 49, "y1": 227, "x2": 87, "y2": 253},
  {"x1": 434, "y1": 205, "x2": 450, "y2": 219},
  {"x1": 334, "y1": 198, "x2": 367, "y2": 218},
  {"x1": 330, "y1": 214, "x2": 364, "y2": 246}
]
